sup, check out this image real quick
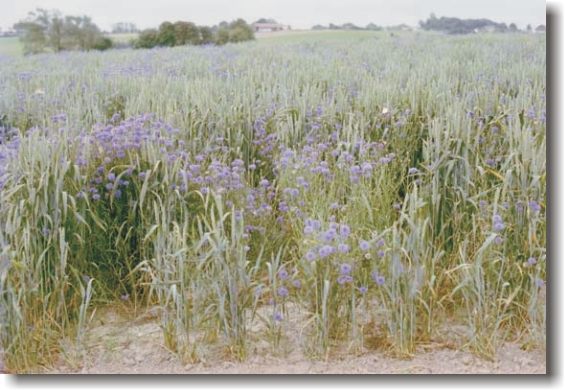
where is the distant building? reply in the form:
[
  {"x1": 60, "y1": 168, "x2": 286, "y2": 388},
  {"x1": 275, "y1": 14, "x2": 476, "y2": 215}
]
[
  {"x1": 251, "y1": 23, "x2": 290, "y2": 32},
  {"x1": 535, "y1": 25, "x2": 546, "y2": 34},
  {"x1": 388, "y1": 24, "x2": 413, "y2": 31}
]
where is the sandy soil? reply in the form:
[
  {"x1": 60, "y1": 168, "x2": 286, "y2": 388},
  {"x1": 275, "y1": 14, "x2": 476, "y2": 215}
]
[{"x1": 0, "y1": 299, "x2": 544, "y2": 375}]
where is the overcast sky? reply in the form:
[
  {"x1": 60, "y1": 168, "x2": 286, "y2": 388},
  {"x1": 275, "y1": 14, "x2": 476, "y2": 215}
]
[{"x1": 0, "y1": 0, "x2": 546, "y2": 32}]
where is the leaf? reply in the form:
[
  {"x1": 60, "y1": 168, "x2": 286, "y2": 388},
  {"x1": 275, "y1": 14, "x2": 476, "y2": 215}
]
[{"x1": 143, "y1": 224, "x2": 160, "y2": 243}]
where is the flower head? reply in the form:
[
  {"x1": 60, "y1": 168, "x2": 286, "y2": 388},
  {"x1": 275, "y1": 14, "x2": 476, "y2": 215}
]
[
  {"x1": 278, "y1": 269, "x2": 289, "y2": 280},
  {"x1": 278, "y1": 286, "x2": 289, "y2": 298},
  {"x1": 340, "y1": 263, "x2": 352, "y2": 275},
  {"x1": 305, "y1": 251, "x2": 316, "y2": 261},
  {"x1": 529, "y1": 200, "x2": 541, "y2": 212},
  {"x1": 371, "y1": 271, "x2": 385, "y2": 286},
  {"x1": 337, "y1": 275, "x2": 353, "y2": 285},
  {"x1": 359, "y1": 239, "x2": 370, "y2": 252},
  {"x1": 339, "y1": 224, "x2": 351, "y2": 238},
  {"x1": 319, "y1": 245, "x2": 334, "y2": 258}
]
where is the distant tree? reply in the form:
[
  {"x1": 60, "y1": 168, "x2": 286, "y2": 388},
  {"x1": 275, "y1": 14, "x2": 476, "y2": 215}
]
[
  {"x1": 91, "y1": 36, "x2": 113, "y2": 51},
  {"x1": 255, "y1": 18, "x2": 277, "y2": 24},
  {"x1": 14, "y1": 21, "x2": 46, "y2": 53},
  {"x1": 228, "y1": 19, "x2": 255, "y2": 42},
  {"x1": 111, "y1": 22, "x2": 138, "y2": 34},
  {"x1": 14, "y1": 8, "x2": 59, "y2": 53},
  {"x1": 173, "y1": 21, "x2": 200, "y2": 45},
  {"x1": 311, "y1": 24, "x2": 326, "y2": 30},
  {"x1": 419, "y1": 14, "x2": 509, "y2": 35},
  {"x1": 509, "y1": 23, "x2": 518, "y2": 33},
  {"x1": 199, "y1": 26, "x2": 214, "y2": 44},
  {"x1": 134, "y1": 28, "x2": 159, "y2": 48},
  {"x1": 62, "y1": 15, "x2": 104, "y2": 50},
  {"x1": 329, "y1": 23, "x2": 340, "y2": 30},
  {"x1": 215, "y1": 27, "x2": 230, "y2": 45},
  {"x1": 14, "y1": 8, "x2": 111, "y2": 53},
  {"x1": 132, "y1": 18, "x2": 254, "y2": 49},
  {"x1": 527, "y1": 24, "x2": 532, "y2": 33},
  {"x1": 342, "y1": 22, "x2": 362, "y2": 30},
  {"x1": 365, "y1": 23, "x2": 382, "y2": 31},
  {"x1": 157, "y1": 21, "x2": 176, "y2": 46}
]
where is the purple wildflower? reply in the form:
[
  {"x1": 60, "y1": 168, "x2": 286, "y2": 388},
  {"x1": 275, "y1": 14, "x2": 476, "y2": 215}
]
[
  {"x1": 305, "y1": 251, "x2": 316, "y2": 261},
  {"x1": 322, "y1": 228, "x2": 337, "y2": 243},
  {"x1": 359, "y1": 239, "x2": 370, "y2": 251},
  {"x1": 339, "y1": 224, "x2": 351, "y2": 238},
  {"x1": 278, "y1": 286, "x2": 288, "y2": 298},
  {"x1": 337, "y1": 243, "x2": 350, "y2": 253},
  {"x1": 340, "y1": 263, "x2": 352, "y2": 275},
  {"x1": 319, "y1": 245, "x2": 334, "y2": 258},
  {"x1": 529, "y1": 200, "x2": 541, "y2": 212}
]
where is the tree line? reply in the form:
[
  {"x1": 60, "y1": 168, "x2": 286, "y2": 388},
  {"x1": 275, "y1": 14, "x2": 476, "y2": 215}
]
[
  {"x1": 14, "y1": 9, "x2": 113, "y2": 54},
  {"x1": 133, "y1": 19, "x2": 254, "y2": 49},
  {"x1": 311, "y1": 23, "x2": 385, "y2": 31},
  {"x1": 14, "y1": 9, "x2": 255, "y2": 55},
  {"x1": 419, "y1": 14, "x2": 520, "y2": 35}
]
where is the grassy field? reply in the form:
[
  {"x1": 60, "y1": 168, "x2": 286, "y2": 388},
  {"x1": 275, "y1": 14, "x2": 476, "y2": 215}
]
[
  {"x1": 0, "y1": 30, "x2": 413, "y2": 55},
  {"x1": 0, "y1": 31, "x2": 546, "y2": 372},
  {"x1": 0, "y1": 37, "x2": 22, "y2": 56},
  {"x1": 256, "y1": 29, "x2": 384, "y2": 42}
]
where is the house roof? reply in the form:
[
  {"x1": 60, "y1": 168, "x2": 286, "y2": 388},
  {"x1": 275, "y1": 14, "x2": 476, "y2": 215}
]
[{"x1": 251, "y1": 23, "x2": 284, "y2": 28}]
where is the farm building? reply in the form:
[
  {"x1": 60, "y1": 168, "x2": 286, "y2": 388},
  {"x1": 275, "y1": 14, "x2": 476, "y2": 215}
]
[{"x1": 251, "y1": 23, "x2": 290, "y2": 32}]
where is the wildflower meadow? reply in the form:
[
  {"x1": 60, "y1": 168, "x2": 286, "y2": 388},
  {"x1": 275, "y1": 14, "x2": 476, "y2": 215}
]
[{"x1": 0, "y1": 31, "x2": 545, "y2": 372}]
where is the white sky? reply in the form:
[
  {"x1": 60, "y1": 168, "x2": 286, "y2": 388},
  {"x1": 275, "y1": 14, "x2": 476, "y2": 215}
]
[{"x1": 0, "y1": 0, "x2": 547, "y2": 32}]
